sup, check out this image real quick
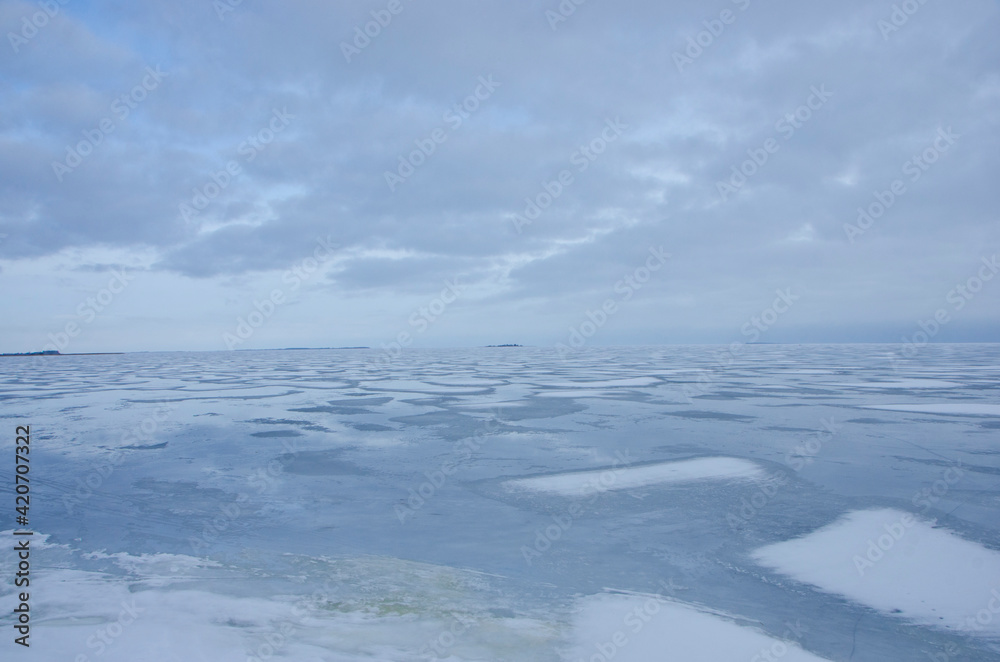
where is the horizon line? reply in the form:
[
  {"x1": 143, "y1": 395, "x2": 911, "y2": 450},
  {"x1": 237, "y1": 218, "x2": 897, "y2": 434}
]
[{"x1": 4, "y1": 340, "x2": 1000, "y2": 356}]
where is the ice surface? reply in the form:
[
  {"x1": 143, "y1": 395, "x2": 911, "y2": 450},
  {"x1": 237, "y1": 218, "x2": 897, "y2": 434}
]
[
  {"x1": 504, "y1": 457, "x2": 764, "y2": 496},
  {"x1": 1, "y1": 344, "x2": 999, "y2": 660},
  {"x1": 752, "y1": 509, "x2": 1000, "y2": 635}
]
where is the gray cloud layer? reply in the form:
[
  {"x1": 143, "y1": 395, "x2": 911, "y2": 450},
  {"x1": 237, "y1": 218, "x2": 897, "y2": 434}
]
[{"x1": 1, "y1": 0, "x2": 998, "y2": 350}]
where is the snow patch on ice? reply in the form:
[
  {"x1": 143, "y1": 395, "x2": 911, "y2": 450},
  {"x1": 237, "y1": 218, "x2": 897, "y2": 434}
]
[
  {"x1": 82, "y1": 550, "x2": 222, "y2": 576},
  {"x1": 530, "y1": 390, "x2": 621, "y2": 398},
  {"x1": 835, "y1": 379, "x2": 962, "y2": 389},
  {"x1": 533, "y1": 377, "x2": 661, "y2": 388},
  {"x1": 504, "y1": 457, "x2": 763, "y2": 497},
  {"x1": 861, "y1": 403, "x2": 1000, "y2": 416},
  {"x1": 752, "y1": 508, "x2": 1000, "y2": 635},
  {"x1": 1, "y1": 553, "x2": 562, "y2": 661},
  {"x1": 567, "y1": 591, "x2": 833, "y2": 661}
]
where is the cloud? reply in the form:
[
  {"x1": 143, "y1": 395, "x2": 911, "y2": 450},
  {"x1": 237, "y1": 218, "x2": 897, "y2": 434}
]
[{"x1": 1, "y1": 0, "x2": 998, "y2": 350}]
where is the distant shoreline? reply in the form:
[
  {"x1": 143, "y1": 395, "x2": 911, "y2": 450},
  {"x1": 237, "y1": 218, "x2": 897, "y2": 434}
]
[
  {"x1": 0, "y1": 351, "x2": 124, "y2": 357},
  {"x1": 235, "y1": 347, "x2": 371, "y2": 351},
  {"x1": 0, "y1": 348, "x2": 371, "y2": 356},
  {"x1": 3, "y1": 342, "x2": 998, "y2": 357}
]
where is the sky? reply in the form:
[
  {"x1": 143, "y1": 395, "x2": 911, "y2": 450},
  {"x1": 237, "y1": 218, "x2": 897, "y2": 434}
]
[{"x1": 1, "y1": 0, "x2": 998, "y2": 353}]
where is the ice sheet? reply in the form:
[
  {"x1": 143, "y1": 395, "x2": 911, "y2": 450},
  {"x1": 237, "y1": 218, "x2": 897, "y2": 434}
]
[{"x1": 5, "y1": 345, "x2": 1000, "y2": 660}]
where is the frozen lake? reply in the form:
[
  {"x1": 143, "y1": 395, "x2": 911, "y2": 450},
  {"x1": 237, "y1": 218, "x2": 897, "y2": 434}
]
[{"x1": 1, "y1": 344, "x2": 999, "y2": 660}]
